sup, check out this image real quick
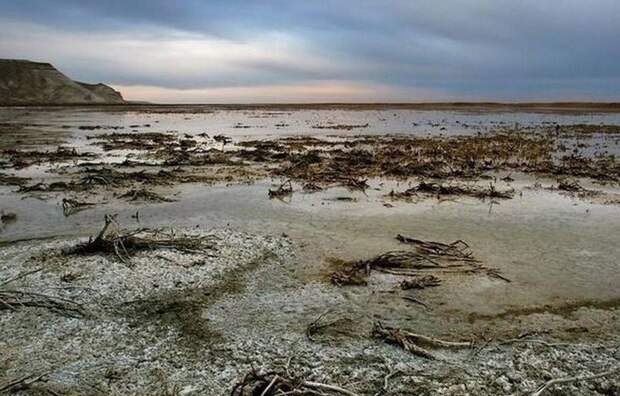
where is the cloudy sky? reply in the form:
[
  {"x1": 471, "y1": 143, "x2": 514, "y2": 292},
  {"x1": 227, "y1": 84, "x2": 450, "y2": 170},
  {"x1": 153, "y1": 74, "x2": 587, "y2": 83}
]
[{"x1": 1, "y1": 0, "x2": 619, "y2": 103}]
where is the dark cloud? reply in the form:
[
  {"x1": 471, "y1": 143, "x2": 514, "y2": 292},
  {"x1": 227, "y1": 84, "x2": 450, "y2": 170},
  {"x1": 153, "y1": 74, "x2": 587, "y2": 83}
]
[{"x1": 1, "y1": 0, "x2": 619, "y2": 101}]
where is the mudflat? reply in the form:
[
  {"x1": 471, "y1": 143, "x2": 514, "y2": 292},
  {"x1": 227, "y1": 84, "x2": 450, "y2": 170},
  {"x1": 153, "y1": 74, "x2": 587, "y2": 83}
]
[{"x1": 1, "y1": 106, "x2": 619, "y2": 395}]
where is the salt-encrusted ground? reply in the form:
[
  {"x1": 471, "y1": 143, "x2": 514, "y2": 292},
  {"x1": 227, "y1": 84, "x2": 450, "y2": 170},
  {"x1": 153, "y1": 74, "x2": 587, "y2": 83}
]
[{"x1": 1, "y1": 228, "x2": 618, "y2": 395}]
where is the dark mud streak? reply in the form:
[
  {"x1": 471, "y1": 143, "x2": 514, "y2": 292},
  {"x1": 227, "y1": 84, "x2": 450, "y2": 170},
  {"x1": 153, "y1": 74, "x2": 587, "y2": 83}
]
[
  {"x1": 117, "y1": 250, "x2": 277, "y2": 350},
  {"x1": 466, "y1": 297, "x2": 620, "y2": 322}
]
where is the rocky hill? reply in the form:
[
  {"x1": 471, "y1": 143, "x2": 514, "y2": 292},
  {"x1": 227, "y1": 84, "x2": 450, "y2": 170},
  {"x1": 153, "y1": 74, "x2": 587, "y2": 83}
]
[{"x1": 0, "y1": 59, "x2": 125, "y2": 105}]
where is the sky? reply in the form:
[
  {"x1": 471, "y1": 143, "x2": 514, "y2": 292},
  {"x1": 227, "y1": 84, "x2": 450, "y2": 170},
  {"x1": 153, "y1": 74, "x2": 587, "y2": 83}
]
[{"x1": 1, "y1": 0, "x2": 619, "y2": 103}]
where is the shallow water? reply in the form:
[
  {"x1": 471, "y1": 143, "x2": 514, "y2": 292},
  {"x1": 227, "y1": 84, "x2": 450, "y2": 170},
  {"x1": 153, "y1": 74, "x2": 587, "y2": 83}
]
[
  {"x1": 3, "y1": 107, "x2": 620, "y2": 144},
  {"x1": 2, "y1": 176, "x2": 619, "y2": 318},
  {"x1": 1, "y1": 107, "x2": 619, "y2": 323}
]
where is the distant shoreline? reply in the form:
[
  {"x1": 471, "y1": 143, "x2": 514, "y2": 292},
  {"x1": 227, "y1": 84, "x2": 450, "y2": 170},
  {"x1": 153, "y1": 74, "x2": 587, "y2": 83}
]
[
  {"x1": 2, "y1": 102, "x2": 620, "y2": 113},
  {"x1": 0, "y1": 102, "x2": 620, "y2": 113}
]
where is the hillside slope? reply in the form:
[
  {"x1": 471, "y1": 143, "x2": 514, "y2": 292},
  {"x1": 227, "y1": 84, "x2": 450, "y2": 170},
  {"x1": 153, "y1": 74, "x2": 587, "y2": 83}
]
[{"x1": 0, "y1": 59, "x2": 125, "y2": 105}]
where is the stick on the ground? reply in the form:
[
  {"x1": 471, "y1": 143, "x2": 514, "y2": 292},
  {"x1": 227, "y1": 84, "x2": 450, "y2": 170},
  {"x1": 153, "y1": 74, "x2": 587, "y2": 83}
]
[
  {"x1": 0, "y1": 290, "x2": 86, "y2": 318},
  {"x1": 0, "y1": 267, "x2": 43, "y2": 287},
  {"x1": 531, "y1": 366, "x2": 619, "y2": 396},
  {"x1": 303, "y1": 380, "x2": 360, "y2": 396},
  {"x1": 374, "y1": 369, "x2": 402, "y2": 396},
  {"x1": 0, "y1": 371, "x2": 50, "y2": 393}
]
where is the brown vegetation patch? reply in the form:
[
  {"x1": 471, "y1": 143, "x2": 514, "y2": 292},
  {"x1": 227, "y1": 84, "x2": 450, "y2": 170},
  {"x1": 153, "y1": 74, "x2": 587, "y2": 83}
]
[
  {"x1": 388, "y1": 181, "x2": 514, "y2": 201},
  {"x1": 0, "y1": 146, "x2": 96, "y2": 169},
  {"x1": 119, "y1": 188, "x2": 176, "y2": 203},
  {"x1": 329, "y1": 234, "x2": 508, "y2": 287},
  {"x1": 87, "y1": 132, "x2": 176, "y2": 151}
]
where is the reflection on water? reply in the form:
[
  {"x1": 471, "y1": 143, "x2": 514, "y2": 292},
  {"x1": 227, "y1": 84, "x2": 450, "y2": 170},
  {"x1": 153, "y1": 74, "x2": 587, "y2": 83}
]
[{"x1": 3, "y1": 107, "x2": 620, "y2": 146}]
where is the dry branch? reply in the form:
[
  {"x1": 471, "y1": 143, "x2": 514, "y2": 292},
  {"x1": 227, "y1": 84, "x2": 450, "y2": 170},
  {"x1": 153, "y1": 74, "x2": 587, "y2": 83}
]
[
  {"x1": 0, "y1": 289, "x2": 86, "y2": 317},
  {"x1": 0, "y1": 371, "x2": 51, "y2": 393},
  {"x1": 531, "y1": 366, "x2": 619, "y2": 396},
  {"x1": 373, "y1": 322, "x2": 471, "y2": 359}
]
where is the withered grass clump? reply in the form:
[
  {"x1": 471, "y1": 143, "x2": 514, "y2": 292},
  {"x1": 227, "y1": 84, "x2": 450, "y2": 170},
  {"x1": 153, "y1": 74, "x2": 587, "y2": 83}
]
[
  {"x1": 395, "y1": 234, "x2": 479, "y2": 262},
  {"x1": 18, "y1": 167, "x2": 219, "y2": 194},
  {"x1": 1, "y1": 146, "x2": 96, "y2": 169},
  {"x1": 553, "y1": 178, "x2": 602, "y2": 200},
  {"x1": 265, "y1": 133, "x2": 564, "y2": 190},
  {"x1": 527, "y1": 153, "x2": 618, "y2": 182},
  {"x1": 65, "y1": 214, "x2": 216, "y2": 263},
  {"x1": 0, "y1": 173, "x2": 28, "y2": 186},
  {"x1": 87, "y1": 132, "x2": 176, "y2": 151},
  {"x1": 329, "y1": 234, "x2": 509, "y2": 287},
  {"x1": 557, "y1": 178, "x2": 584, "y2": 192},
  {"x1": 305, "y1": 310, "x2": 356, "y2": 342},
  {"x1": 389, "y1": 181, "x2": 514, "y2": 201},
  {"x1": 329, "y1": 257, "x2": 369, "y2": 286},
  {"x1": 247, "y1": 132, "x2": 618, "y2": 189}
]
